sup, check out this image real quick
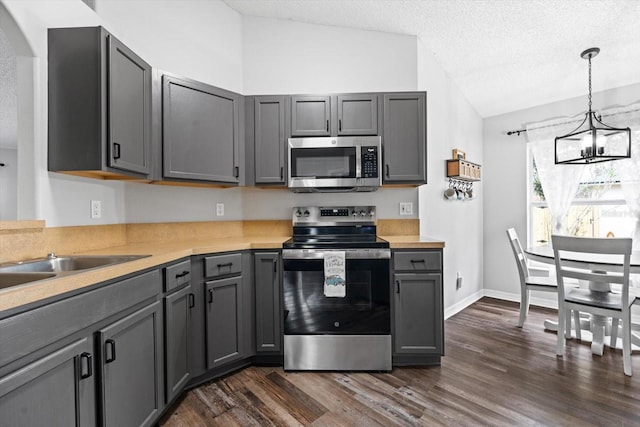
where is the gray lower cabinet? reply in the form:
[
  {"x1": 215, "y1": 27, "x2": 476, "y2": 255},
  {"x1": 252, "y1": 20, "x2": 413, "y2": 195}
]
[
  {"x1": 254, "y1": 252, "x2": 282, "y2": 353},
  {"x1": 205, "y1": 276, "x2": 244, "y2": 369},
  {"x1": 0, "y1": 337, "x2": 96, "y2": 427},
  {"x1": 162, "y1": 74, "x2": 241, "y2": 184},
  {"x1": 48, "y1": 26, "x2": 151, "y2": 178},
  {"x1": 164, "y1": 285, "x2": 192, "y2": 403},
  {"x1": 98, "y1": 300, "x2": 162, "y2": 427},
  {"x1": 392, "y1": 249, "x2": 443, "y2": 365},
  {"x1": 382, "y1": 92, "x2": 427, "y2": 184}
]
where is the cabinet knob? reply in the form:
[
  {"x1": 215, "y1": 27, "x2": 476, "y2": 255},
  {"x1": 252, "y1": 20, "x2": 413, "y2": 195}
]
[
  {"x1": 188, "y1": 293, "x2": 195, "y2": 309},
  {"x1": 396, "y1": 280, "x2": 400, "y2": 294},
  {"x1": 208, "y1": 288, "x2": 213, "y2": 304}
]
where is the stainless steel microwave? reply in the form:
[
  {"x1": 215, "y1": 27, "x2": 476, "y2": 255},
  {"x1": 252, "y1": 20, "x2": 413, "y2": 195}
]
[{"x1": 287, "y1": 136, "x2": 382, "y2": 192}]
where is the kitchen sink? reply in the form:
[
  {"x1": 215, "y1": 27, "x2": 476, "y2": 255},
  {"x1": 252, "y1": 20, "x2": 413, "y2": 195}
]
[
  {"x1": 0, "y1": 272, "x2": 57, "y2": 290},
  {"x1": 0, "y1": 255, "x2": 150, "y2": 274}
]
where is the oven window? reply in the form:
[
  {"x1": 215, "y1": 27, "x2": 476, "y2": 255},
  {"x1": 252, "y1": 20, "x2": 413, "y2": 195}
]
[
  {"x1": 291, "y1": 147, "x2": 356, "y2": 178},
  {"x1": 283, "y1": 258, "x2": 390, "y2": 335}
]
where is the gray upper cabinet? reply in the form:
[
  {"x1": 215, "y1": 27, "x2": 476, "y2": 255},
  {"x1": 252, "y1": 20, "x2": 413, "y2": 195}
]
[
  {"x1": 382, "y1": 92, "x2": 427, "y2": 184},
  {"x1": 254, "y1": 252, "x2": 282, "y2": 353},
  {"x1": 99, "y1": 301, "x2": 162, "y2": 427},
  {"x1": 48, "y1": 26, "x2": 151, "y2": 178},
  {"x1": 291, "y1": 95, "x2": 331, "y2": 137},
  {"x1": 254, "y1": 97, "x2": 286, "y2": 185},
  {"x1": 162, "y1": 74, "x2": 241, "y2": 184},
  {"x1": 0, "y1": 337, "x2": 96, "y2": 427},
  {"x1": 337, "y1": 94, "x2": 378, "y2": 136}
]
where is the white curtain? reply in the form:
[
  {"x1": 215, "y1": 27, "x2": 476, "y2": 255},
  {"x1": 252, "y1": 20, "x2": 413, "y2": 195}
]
[
  {"x1": 600, "y1": 103, "x2": 640, "y2": 248},
  {"x1": 526, "y1": 116, "x2": 586, "y2": 234},
  {"x1": 527, "y1": 102, "x2": 640, "y2": 245}
]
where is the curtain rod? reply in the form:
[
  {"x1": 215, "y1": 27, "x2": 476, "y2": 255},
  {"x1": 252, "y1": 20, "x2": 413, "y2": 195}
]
[{"x1": 505, "y1": 104, "x2": 640, "y2": 137}]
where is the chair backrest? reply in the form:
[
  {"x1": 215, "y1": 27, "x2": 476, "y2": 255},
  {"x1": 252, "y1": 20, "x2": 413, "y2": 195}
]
[
  {"x1": 506, "y1": 228, "x2": 530, "y2": 286},
  {"x1": 551, "y1": 235, "x2": 632, "y2": 306}
]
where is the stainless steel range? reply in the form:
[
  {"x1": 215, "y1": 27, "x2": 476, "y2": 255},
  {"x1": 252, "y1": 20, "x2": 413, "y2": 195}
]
[{"x1": 282, "y1": 206, "x2": 391, "y2": 371}]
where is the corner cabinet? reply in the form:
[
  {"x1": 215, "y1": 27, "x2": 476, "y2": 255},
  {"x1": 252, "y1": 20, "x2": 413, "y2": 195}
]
[
  {"x1": 48, "y1": 26, "x2": 151, "y2": 179},
  {"x1": 162, "y1": 74, "x2": 242, "y2": 185},
  {"x1": 392, "y1": 249, "x2": 444, "y2": 365},
  {"x1": 382, "y1": 92, "x2": 427, "y2": 184}
]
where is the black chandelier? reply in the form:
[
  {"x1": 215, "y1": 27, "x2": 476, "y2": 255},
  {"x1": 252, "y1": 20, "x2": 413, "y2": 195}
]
[{"x1": 554, "y1": 47, "x2": 631, "y2": 164}]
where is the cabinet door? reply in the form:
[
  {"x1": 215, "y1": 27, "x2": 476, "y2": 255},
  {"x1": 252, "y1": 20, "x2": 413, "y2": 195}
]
[
  {"x1": 254, "y1": 97, "x2": 286, "y2": 184},
  {"x1": 99, "y1": 301, "x2": 162, "y2": 427},
  {"x1": 291, "y1": 95, "x2": 331, "y2": 137},
  {"x1": 393, "y1": 273, "x2": 442, "y2": 354},
  {"x1": 337, "y1": 94, "x2": 378, "y2": 135},
  {"x1": 254, "y1": 252, "x2": 282, "y2": 353},
  {"x1": 107, "y1": 35, "x2": 151, "y2": 175},
  {"x1": 164, "y1": 284, "x2": 192, "y2": 404},
  {"x1": 383, "y1": 93, "x2": 426, "y2": 183},
  {"x1": 0, "y1": 338, "x2": 95, "y2": 427},
  {"x1": 205, "y1": 276, "x2": 244, "y2": 369},
  {"x1": 163, "y1": 75, "x2": 240, "y2": 183}
]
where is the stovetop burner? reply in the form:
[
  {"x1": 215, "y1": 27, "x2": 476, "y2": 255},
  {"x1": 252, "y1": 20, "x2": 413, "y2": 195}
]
[{"x1": 283, "y1": 206, "x2": 389, "y2": 249}]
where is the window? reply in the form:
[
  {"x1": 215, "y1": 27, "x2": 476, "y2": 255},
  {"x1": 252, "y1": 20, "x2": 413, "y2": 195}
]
[{"x1": 528, "y1": 153, "x2": 634, "y2": 246}]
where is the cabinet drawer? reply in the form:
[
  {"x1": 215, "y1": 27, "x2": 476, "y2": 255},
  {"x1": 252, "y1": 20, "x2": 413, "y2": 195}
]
[
  {"x1": 164, "y1": 259, "x2": 191, "y2": 293},
  {"x1": 394, "y1": 251, "x2": 441, "y2": 272},
  {"x1": 204, "y1": 253, "x2": 242, "y2": 278}
]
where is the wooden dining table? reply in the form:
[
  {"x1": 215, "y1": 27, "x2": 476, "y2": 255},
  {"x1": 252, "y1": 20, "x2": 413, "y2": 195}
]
[{"x1": 525, "y1": 246, "x2": 640, "y2": 355}]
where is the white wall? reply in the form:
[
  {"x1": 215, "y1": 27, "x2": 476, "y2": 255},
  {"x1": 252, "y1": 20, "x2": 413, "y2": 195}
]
[
  {"x1": 416, "y1": 40, "x2": 484, "y2": 317},
  {"x1": 483, "y1": 82, "x2": 640, "y2": 307},
  {"x1": 242, "y1": 15, "x2": 417, "y2": 94},
  {"x1": 0, "y1": 147, "x2": 17, "y2": 220}
]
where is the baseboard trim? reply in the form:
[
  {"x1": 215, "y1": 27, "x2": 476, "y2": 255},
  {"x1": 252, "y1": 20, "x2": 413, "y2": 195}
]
[{"x1": 444, "y1": 290, "x2": 484, "y2": 319}]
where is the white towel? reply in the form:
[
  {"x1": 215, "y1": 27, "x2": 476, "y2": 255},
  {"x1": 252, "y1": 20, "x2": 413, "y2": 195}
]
[{"x1": 324, "y1": 251, "x2": 346, "y2": 298}]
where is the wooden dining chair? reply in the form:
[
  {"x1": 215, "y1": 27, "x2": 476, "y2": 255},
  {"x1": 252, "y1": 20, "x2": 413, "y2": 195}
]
[
  {"x1": 552, "y1": 235, "x2": 636, "y2": 376},
  {"x1": 506, "y1": 228, "x2": 568, "y2": 328}
]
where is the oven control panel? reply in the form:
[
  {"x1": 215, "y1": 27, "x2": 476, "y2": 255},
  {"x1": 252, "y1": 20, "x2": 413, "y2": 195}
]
[{"x1": 293, "y1": 206, "x2": 376, "y2": 224}]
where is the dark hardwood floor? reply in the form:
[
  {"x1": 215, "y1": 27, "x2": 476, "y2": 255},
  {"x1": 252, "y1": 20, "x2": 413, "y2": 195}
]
[{"x1": 159, "y1": 298, "x2": 640, "y2": 426}]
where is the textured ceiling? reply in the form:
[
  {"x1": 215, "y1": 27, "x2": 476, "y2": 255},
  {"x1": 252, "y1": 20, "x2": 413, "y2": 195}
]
[{"x1": 224, "y1": 0, "x2": 640, "y2": 117}]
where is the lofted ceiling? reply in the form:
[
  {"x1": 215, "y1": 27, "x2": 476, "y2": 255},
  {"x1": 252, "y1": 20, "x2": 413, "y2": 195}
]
[{"x1": 223, "y1": 0, "x2": 640, "y2": 118}]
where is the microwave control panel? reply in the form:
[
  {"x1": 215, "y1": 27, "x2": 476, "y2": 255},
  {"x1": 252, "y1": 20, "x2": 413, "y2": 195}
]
[{"x1": 361, "y1": 146, "x2": 379, "y2": 178}]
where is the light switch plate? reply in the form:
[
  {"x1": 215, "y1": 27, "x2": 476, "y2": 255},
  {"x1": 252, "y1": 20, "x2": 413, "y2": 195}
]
[{"x1": 399, "y1": 202, "x2": 413, "y2": 216}]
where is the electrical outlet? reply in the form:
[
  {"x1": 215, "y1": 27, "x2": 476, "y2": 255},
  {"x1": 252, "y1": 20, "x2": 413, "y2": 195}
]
[
  {"x1": 456, "y1": 272, "x2": 463, "y2": 289},
  {"x1": 216, "y1": 203, "x2": 224, "y2": 216},
  {"x1": 90, "y1": 200, "x2": 102, "y2": 219},
  {"x1": 399, "y1": 202, "x2": 413, "y2": 216}
]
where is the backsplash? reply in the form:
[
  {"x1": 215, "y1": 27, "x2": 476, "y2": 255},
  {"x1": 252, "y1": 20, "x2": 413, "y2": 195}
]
[{"x1": 0, "y1": 219, "x2": 418, "y2": 264}]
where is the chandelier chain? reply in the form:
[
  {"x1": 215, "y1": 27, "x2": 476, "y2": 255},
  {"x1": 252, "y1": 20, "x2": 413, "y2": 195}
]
[{"x1": 587, "y1": 54, "x2": 592, "y2": 113}]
